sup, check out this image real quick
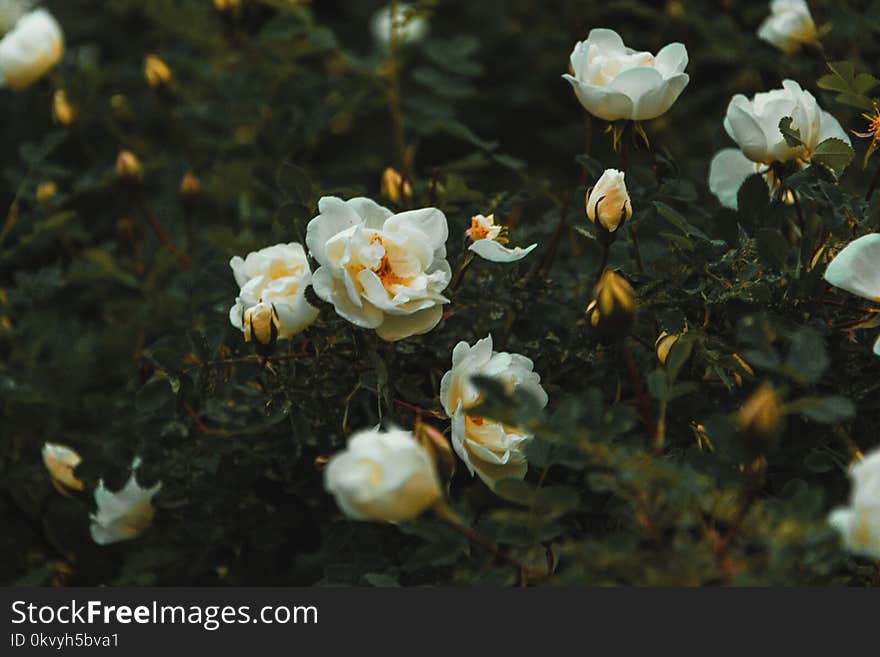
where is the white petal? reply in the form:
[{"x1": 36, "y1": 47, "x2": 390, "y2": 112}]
[
  {"x1": 562, "y1": 74, "x2": 634, "y2": 121},
  {"x1": 654, "y1": 42, "x2": 688, "y2": 77},
  {"x1": 306, "y1": 197, "x2": 363, "y2": 266},
  {"x1": 383, "y1": 207, "x2": 449, "y2": 254},
  {"x1": 824, "y1": 234, "x2": 880, "y2": 301},
  {"x1": 468, "y1": 239, "x2": 537, "y2": 263},
  {"x1": 726, "y1": 102, "x2": 769, "y2": 162},
  {"x1": 709, "y1": 148, "x2": 757, "y2": 209},
  {"x1": 375, "y1": 305, "x2": 443, "y2": 341}
]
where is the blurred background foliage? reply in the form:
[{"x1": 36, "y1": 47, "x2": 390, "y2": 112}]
[{"x1": 2, "y1": 0, "x2": 880, "y2": 586}]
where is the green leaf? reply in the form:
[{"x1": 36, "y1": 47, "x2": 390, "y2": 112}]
[
  {"x1": 811, "y1": 138, "x2": 854, "y2": 174},
  {"x1": 787, "y1": 396, "x2": 856, "y2": 423},
  {"x1": 779, "y1": 117, "x2": 802, "y2": 148},
  {"x1": 755, "y1": 228, "x2": 790, "y2": 269}
]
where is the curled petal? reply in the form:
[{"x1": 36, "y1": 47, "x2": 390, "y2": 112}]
[{"x1": 468, "y1": 238, "x2": 537, "y2": 263}]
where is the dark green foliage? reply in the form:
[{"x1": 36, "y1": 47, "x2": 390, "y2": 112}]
[{"x1": 1, "y1": 0, "x2": 879, "y2": 587}]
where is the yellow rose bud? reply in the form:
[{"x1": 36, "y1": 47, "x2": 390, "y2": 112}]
[
  {"x1": 214, "y1": 0, "x2": 241, "y2": 11},
  {"x1": 586, "y1": 270, "x2": 636, "y2": 335},
  {"x1": 52, "y1": 89, "x2": 76, "y2": 126},
  {"x1": 380, "y1": 167, "x2": 412, "y2": 204},
  {"x1": 36, "y1": 181, "x2": 58, "y2": 203},
  {"x1": 115, "y1": 150, "x2": 143, "y2": 183},
  {"x1": 179, "y1": 171, "x2": 201, "y2": 199},
  {"x1": 242, "y1": 302, "x2": 280, "y2": 345},
  {"x1": 42, "y1": 442, "x2": 85, "y2": 494},
  {"x1": 586, "y1": 168, "x2": 632, "y2": 234},
  {"x1": 144, "y1": 54, "x2": 172, "y2": 88},
  {"x1": 655, "y1": 331, "x2": 680, "y2": 365},
  {"x1": 737, "y1": 384, "x2": 784, "y2": 441}
]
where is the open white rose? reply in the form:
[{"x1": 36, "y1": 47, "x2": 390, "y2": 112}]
[
  {"x1": 586, "y1": 169, "x2": 632, "y2": 233},
  {"x1": 439, "y1": 335, "x2": 548, "y2": 488},
  {"x1": 467, "y1": 214, "x2": 536, "y2": 263},
  {"x1": 709, "y1": 80, "x2": 850, "y2": 209},
  {"x1": 371, "y1": 3, "x2": 427, "y2": 47},
  {"x1": 306, "y1": 196, "x2": 451, "y2": 342},
  {"x1": 0, "y1": 8, "x2": 63, "y2": 90},
  {"x1": 229, "y1": 242, "x2": 319, "y2": 343},
  {"x1": 563, "y1": 28, "x2": 689, "y2": 122},
  {"x1": 90, "y1": 458, "x2": 162, "y2": 545},
  {"x1": 42, "y1": 442, "x2": 83, "y2": 493},
  {"x1": 324, "y1": 426, "x2": 441, "y2": 522},
  {"x1": 824, "y1": 234, "x2": 880, "y2": 356},
  {"x1": 828, "y1": 447, "x2": 880, "y2": 559},
  {"x1": 758, "y1": 0, "x2": 817, "y2": 54}
]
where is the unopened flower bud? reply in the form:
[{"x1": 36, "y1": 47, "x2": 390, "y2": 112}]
[
  {"x1": 737, "y1": 384, "x2": 784, "y2": 441},
  {"x1": 213, "y1": 0, "x2": 241, "y2": 11},
  {"x1": 179, "y1": 171, "x2": 201, "y2": 200},
  {"x1": 52, "y1": 89, "x2": 76, "y2": 125},
  {"x1": 655, "y1": 331, "x2": 680, "y2": 365},
  {"x1": 42, "y1": 442, "x2": 84, "y2": 494},
  {"x1": 144, "y1": 54, "x2": 172, "y2": 88},
  {"x1": 586, "y1": 168, "x2": 632, "y2": 234},
  {"x1": 115, "y1": 150, "x2": 143, "y2": 183},
  {"x1": 586, "y1": 270, "x2": 636, "y2": 336},
  {"x1": 415, "y1": 419, "x2": 456, "y2": 481},
  {"x1": 36, "y1": 181, "x2": 58, "y2": 203},
  {"x1": 242, "y1": 302, "x2": 280, "y2": 345},
  {"x1": 380, "y1": 167, "x2": 412, "y2": 204}
]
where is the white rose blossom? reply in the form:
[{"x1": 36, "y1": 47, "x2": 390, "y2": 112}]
[
  {"x1": 324, "y1": 426, "x2": 441, "y2": 523},
  {"x1": 828, "y1": 447, "x2": 880, "y2": 560},
  {"x1": 758, "y1": 0, "x2": 818, "y2": 54},
  {"x1": 90, "y1": 458, "x2": 162, "y2": 545},
  {"x1": 371, "y1": 3, "x2": 427, "y2": 48},
  {"x1": 586, "y1": 168, "x2": 633, "y2": 233},
  {"x1": 0, "y1": 8, "x2": 63, "y2": 90},
  {"x1": 439, "y1": 335, "x2": 548, "y2": 488},
  {"x1": 824, "y1": 234, "x2": 880, "y2": 357},
  {"x1": 42, "y1": 442, "x2": 83, "y2": 493},
  {"x1": 229, "y1": 242, "x2": 319, "y2": 344},
  {"x1": 563, "y1": 28, "x2": 689, "y2": 122},
  {"x1": 306, "y1": 196, "x2": 452, "y2": 342},
  {"x1": 467, "y1": 214, "x2": 537, "y2": 263},
  {"x1": 708, "y1": 80, "x2": 850, "y2": 209}
]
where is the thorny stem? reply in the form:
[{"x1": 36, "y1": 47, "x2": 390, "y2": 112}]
[
  {"x1": 134, "y1": 192, "x2": 192, "y2": 269},
  {"x1": 434, "y1": 502, "x2": 544, "y2": 584}
]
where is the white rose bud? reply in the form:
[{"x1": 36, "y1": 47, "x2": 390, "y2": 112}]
[
  {"x1": 439, "y1": 335, "x2": 548, "y2": 489},
  {"x1": 0, "y1": 9, "x2": 63, "y2": 90},
  {"x1": 709, "y1": 80, "x2": 850, "y2": 209},
  {"x1": 229, "y1": 242, "x2": 319, "y2": 343},
  {"x1": 586, "y1": 169, "x2": 632, "y2": 233},
  {"x1": 0, "y1": 0, "x2": 31, "y2": 35},
  {"x1": 90, "y1": 458, "x2": 162, "y2": 545},
  {"x1": 563, "y1": 28, "x2": 689, "y2": 122},
  {"x1": 306, "y1": 196, "x2": 451, "y2": 342},
  {"x1": 757, "y1": 0, "x2": 818, "y2": 54},
  {"x1": 324, "y1": 427, "x2": 441, "y2": 523},
  {"x1": 828, "y1": 447, "x2": 880, "y2": 559},
  {"x1": 42, "y1": 442, "x2": 84, "y2": 493},
  {"x1": 371, "y1": 3, "x2": 428, "y2": 48}
]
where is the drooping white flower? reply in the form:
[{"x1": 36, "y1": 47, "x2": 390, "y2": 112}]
[
  {"x1": 90, "y1": 459, "x2": 162, "y2": 545},
  {"x1": 371, "y1": 3, "x2": 427, "y2": 48},
  {"x1": 324, "y1": 426, "x2": 441, "y2": 522},
  {"x1": 758, "y1": 0, "x2": 818, "y2": 54},
  {"x1": 306, "y1": 196, "x2": 452, "y2": 342},
  {"x1": 41, "y1": 442, "x2": 83, "y2": 493},
  {"x1": 467, "y1": 214, "x2": 536, "y2": 263},
  {"x1": 586, "y1": 169, "x2": 633, "y2": 233},
  {"x1": 708, "y1": 80, "x2": 850, "y2": 209},
  {"x1": 824, "y1": 233, "x2": 880, "y2": 356},
  {"x1": 562, "y1": 28, "x2": 689, "y2": 122},
  {"x1": 439, "y1": 335, "x2": 548, "y2": 488},
  {"x1": 229, "y1": 242, "x2": 319, "y2": 343},
  {"x1": 0, "y1": 8, "x2": 63, "y2": 90},
  {"x1": 828, "y1": 447, "x2": 880, "y2": 559}
]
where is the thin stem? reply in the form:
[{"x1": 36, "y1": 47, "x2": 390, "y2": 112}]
[
  {"x1": 621, "y1": 340, "x2": 658, "y2": 453},
  {"x1": 450, "y1": 251, "x2": 475, "y2": 293},
  {"x1": 434, "y1": 503, "x2": 543, "y2": 582},
  {"x1": 594, "y1": 240, "x2": 610, "y2": 287},
  {"x1": 866, "y1": 162, "x2": 880, "y2": 202},
  {"x1": 135, "y1": 193, "x2": 192, "y2": 269},
  {"x1": 628, "y1": 226, "x2": 644, "y2": 274}
]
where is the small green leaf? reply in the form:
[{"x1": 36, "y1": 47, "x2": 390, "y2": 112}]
[
  {"x1": 811, "y1": 138, "x2": 854, "y2": 174},
  {"x1": 779, "y1": 117, "x2": 802, "y2": 148}
]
